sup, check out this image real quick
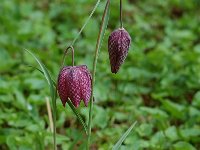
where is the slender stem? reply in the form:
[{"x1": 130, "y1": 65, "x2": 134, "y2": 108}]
[
  {"x1": 87, "y1": 0, "x2": 110, "y2": 149},
  {"x1": 120, "y1": 0, "x2": 123, "y2": 28},
  {"x1": 71, "y1": 0, "x2": 101, "y2": 46},
  {"x1": 61, "y1": 46, "x2": 75, "y2": 67},
  {"x1": 46, "y1": 97, "x2": 54, "y2": 133},
  {"x1": 53, "y1": 87, "x2": 57, "y2": 150},
  {"x1": 71, "y1": 47, "x2": 75, "y2": 66}
]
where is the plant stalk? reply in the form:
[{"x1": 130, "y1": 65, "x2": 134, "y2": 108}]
[
  {"x1": 120, "y1": 0, "x2": 123, "y2": 28},
  {"x1": 46, "y1": 97, "x2": 54, "y2": 133},
  {"x1": 53, "y1": 87, "x2": 57, "y2": 150},
  {"x1": 61, "y1": 46, "x2": 75, "y2": 67},
  {"x1": 87, "y1": 0, "x2": 111, "y2": 149}
]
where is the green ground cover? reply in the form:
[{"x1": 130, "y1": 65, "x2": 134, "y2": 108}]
[{"x1": 0, "y1": 0, "x2": 200, "y2": 149}]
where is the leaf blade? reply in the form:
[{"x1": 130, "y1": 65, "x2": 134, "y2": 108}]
[
  {"x1": 25, "y1": 64, "x2": 57, "y2": 87},
  {"x1": 112, "y1": 121, "x2": 138, "y2": 150},
  {"x1": 24, "y1": 49, "x2": 57, "y2": 150},
  {"x1": 67, "y1": 100, "x2": 88, "y2": 135}
]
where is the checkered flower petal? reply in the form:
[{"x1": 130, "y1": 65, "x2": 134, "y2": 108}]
[
  {"x1": 108, "y1": 28, "x2": 131, "y2": 73},
  {"x1": 57, "y1": 65, "x2": 92, "y2": 108}
]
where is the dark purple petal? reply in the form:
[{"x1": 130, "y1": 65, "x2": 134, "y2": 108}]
[
  {"x1": 57, "y1": 67, "x2": 71, "y2": 106},
  {"x1": 108, "y1": 28, "x2": 131, "y2": 73},
  {"x1": 79, "y1": 66, "x2": 91, "y2": 106},
  {"x1": 67, "y1": 68, "x2": 82, "y2": 107},
  {"x1": 57, "y1": 65, "x2": 92, "y2": 108}
]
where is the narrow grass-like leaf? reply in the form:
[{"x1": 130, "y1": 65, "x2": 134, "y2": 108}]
[
  {"x1": 87, "y1": 0, "x2": 111, "y2": 149},
  {"x1": 26, "y1": 64, "x2": 57, "y2": 87},
  {"x1": 26, "y1": 64, "x2": 44, "y2": 74},
  {"x1": 67, "y1": 100, "x2": 88, "y2": 135},
  {"x1": 112, "y1": 121, "x2": 138, "y2": 150},
  {"x1": 71, "y1": 0, "x2": 101, "y2": 46},
  {"x1": 25, "y1": 49, "x2": 57, "y2": 150},
  {"x1": 98, "y1": 1, "x2": 110, "y2": 50}
]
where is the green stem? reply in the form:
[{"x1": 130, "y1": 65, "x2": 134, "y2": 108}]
[
  {"x1": 61, "y1": 46, "x2": 75, "y2": 67},
  {"x1": 120, "y1": 0, "x2": 123, "y2": 28},
  {"x1": 87, "y1": 0, "x2": 111, "y2": 149},
  {"x1": 53, "y1": 88, "x2": 57, "y2": 150}
]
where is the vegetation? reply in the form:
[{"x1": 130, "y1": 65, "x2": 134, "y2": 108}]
[{"x1": 0, "y1": 0, "x2": 200, "y2": 149}]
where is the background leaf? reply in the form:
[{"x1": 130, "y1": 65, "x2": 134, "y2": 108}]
[
  {"x1": 0, "y1": 0, "x2": 200, "y2": 149},
  {"x1": 113, "y1": 121, "x2": 137, "y2": 150}
]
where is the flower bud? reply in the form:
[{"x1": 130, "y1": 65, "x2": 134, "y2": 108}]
[
  {"x1": 108, "y1": 28, "x2": 131, "y2": 73},
  {"x1": 57, "y1": 65, "x2": 91, "y2": 107}
]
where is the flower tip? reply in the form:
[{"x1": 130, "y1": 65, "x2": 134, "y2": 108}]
[
  {"x1": 111, "y1": 70, "x2": 117, "y2": 74},
  {"x1": 111, "y1": 67, "x2": 119, "y2": 74},
  {"x1": 74, "y1": 103, "x2": 79, "y2": 108},
  {"x1": 61, "y1": 101, "x2": 66, "y2": 107},
  {"x1": 84, "y1": 102, "x2": 88, "y2": 107}
]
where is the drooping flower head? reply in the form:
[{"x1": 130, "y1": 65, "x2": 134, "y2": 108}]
[
  {"x1": 108, "y1": 28, "x2": 131, "y2": 73},
  {"x1": 57, "y1": 65, "x2": 91, "y2": 107}
]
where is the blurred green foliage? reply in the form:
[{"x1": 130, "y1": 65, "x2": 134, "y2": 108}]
[{"x1": 0, "y1": 0, "x2": 200, "y2": 149}]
